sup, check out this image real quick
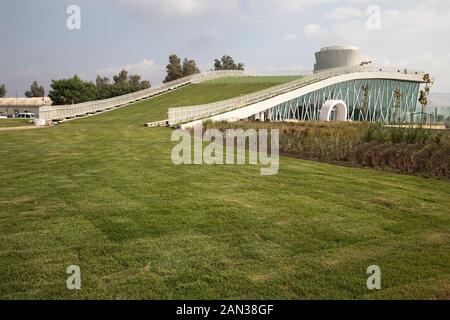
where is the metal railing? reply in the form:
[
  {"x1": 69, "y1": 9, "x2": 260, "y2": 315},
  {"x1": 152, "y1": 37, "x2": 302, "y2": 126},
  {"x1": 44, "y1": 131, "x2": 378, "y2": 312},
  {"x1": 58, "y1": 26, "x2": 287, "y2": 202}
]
[
  {"x1": 168, "y1": 66, "x2": 426, "y2": 125},
  {"x1": 38, "y1": 70, "x2": 246, "y2": 121}
]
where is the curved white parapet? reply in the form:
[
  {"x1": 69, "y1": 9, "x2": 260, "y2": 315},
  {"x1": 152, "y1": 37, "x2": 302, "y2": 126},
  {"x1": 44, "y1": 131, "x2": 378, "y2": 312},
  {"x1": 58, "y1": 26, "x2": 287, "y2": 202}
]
[
  {"x1": 180, "y1": 68, "x2": 427, "y2": 129},
  {"x1": 319, "y1": 100, "x2": 348, "y2": 122}
]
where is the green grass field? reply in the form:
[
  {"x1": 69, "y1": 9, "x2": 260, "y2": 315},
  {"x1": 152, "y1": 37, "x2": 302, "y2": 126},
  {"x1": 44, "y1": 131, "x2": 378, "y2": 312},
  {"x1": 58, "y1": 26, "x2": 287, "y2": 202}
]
[
  {"x1": 0, "y1": 119, "x2": 31, "y2": 128},
  {"x1": 204, "y1": 75, "x2": 303, "y2": 84},
  {"x1": 0, "y1": 80, "x2": 449, "y2": 299}
]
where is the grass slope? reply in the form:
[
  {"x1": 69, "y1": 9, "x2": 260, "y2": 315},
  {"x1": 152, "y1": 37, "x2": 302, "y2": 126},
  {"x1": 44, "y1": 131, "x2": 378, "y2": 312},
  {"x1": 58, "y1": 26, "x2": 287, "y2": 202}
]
[
  {"x1": 0, "y1": 81, "x2": 449, "y2": 299},
  {"x1": 204, "y1": 75, "x2": 303, "y2": 84},
  {"x1": 0, "y1": 119, "x2": 31, "y2": 128}
]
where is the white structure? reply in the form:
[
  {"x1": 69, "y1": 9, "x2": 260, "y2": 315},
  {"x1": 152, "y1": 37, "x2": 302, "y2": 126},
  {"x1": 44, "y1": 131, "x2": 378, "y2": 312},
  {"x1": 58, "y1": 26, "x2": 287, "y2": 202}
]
[
  {"x1": 319, "y1": 100, "x2": 348, "y2": 122},
  {"x1": 178, "y1": 66, "x2": 426, "y2": 129},
  {"x1": 314, "y1": 46, "x2": 363, "y2": 73}
]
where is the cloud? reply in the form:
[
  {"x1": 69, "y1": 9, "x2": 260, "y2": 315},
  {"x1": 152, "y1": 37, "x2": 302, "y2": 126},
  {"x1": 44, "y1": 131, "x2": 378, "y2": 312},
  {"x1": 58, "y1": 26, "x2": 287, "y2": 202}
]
[
  {"x1": 324, "y1": 7, "x2": 363, "y2": 20},
  {"x1": 266, "y1": 0, "x2": 336, "y2": 13},
  {"x1": 16, "y1": 68, "x2": 41, "y2": 77},
  {"x1": 383, "y1": 6, "x2": 450, "y2": 38},
  {"x1": 282, "y1": 33, "x2": 301, "y2": 41},
  {"x1": 117, "y1": 0, "x2": 240, "y2": 18},
  {"x1": 304, "y1": 24, "x2": 322, "y2": 39},
  {"x1": 265, "y1": 64, "x2": 306, "y2": 72}
]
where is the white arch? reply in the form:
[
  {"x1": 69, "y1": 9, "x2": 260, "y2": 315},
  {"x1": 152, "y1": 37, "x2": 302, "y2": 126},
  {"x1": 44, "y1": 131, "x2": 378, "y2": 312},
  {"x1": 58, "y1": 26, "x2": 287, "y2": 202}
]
[{"x1": 319, "y1": 100, "x2": 348, "y2": 122}]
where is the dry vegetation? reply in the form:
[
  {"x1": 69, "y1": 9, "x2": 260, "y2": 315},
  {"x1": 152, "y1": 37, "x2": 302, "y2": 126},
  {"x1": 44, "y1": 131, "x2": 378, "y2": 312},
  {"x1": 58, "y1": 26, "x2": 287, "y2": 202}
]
[{"x1": 203, "y1": 121, "x2": 450, "y2": 179}]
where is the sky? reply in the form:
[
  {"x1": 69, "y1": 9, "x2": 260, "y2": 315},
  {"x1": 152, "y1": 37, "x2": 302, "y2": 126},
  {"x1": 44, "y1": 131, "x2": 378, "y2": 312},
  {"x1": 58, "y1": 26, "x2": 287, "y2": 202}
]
[{"x1": 1, "y1": 0, "x2": 450, "y2": 96}]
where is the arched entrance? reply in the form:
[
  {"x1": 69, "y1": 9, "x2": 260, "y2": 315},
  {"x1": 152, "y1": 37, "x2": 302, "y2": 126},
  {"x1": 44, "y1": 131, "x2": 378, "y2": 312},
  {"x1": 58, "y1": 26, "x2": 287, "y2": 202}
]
[{"x1": 320, "y1": 100, "x2": 348, "y2": 122}]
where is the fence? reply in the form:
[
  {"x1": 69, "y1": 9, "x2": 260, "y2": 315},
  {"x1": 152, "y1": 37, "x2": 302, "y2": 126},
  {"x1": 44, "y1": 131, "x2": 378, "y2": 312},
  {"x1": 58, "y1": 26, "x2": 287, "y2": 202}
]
[
  {"x1": 38, "y1": 70, "x2": 246, "y2": 121},
  {"x1": 168, "y1": 66, "x2": 426, "y2": 126}
]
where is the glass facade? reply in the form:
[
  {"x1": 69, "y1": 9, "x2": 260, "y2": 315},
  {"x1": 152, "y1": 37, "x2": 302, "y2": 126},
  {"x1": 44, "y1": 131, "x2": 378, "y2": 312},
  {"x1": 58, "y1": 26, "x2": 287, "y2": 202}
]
[{"x1": 265, "y1": 79, "x2": 421, "y2": 123}]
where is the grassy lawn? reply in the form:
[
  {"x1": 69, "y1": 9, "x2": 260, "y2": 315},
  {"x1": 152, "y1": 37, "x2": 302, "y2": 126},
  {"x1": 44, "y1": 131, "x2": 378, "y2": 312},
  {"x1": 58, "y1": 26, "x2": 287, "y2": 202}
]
[
  {"x1": 0, "y1": 119, "x2": 32, "y2": 128},
  {"x1": 204, "y1": 75, "x2": 303, "y2": 84},
  {"x1": 0, "y1": 81, "x2": 449, "y2": 299}
]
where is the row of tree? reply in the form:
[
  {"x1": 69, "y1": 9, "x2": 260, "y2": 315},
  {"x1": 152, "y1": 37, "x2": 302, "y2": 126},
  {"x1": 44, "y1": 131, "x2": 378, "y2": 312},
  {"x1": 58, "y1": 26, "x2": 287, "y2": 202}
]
[
  {"x1": 164, "y1": 55, "x2": 200, "y2": 83},
  {"x1": 164, "y1": 54, "x2": 244, "y2": 82},
  {"x1": 214, "y1": 55, "x2": 245, "y2": 71},
  {"x1": 48, "y1": 70, "x2": 151, "y2": 105},
  {"x1": 0, "y1": 54, "x2": 244, "y2": 103},
  {"x1": 0, "y1": 71, "x2": 150, "y2": 105}
]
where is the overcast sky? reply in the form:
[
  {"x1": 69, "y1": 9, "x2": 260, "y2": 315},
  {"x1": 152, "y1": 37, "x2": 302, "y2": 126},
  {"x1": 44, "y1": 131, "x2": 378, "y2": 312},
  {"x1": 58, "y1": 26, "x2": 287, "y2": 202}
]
[{"x1": 1, "y1": 0, "x2": 449, "y2": 96}]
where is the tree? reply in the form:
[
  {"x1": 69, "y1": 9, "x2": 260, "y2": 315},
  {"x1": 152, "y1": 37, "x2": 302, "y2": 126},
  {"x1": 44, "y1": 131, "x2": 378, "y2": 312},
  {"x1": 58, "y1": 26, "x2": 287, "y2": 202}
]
[
  {"x1": 138, "y1": 79, "x2": 151, "y2": 90},
  {"x1": 129, "y1": 74, "x2": 141, "y2": 87},
  {"x1": 221, "y1": 55, "x2": 236, "y2": 70},
  {"x1": 214, "y1": 59, "x2": 223, "y2": 71},
  {"x1": 214, "y1": 55, "x2": 245, "y2": 71},
  {"x1": 361, "y1": 84, "x2": 370, "y2": 121},
  {"x1": 48, "y1": 75, "x2": 97, "y2": 105},
  {"x1": 128, "y1": 74, "x2": 150, "y2": 91},
  {"x1": 0, "y1": 84, "x2": 5, "y2": 97},
  {"x1": 95, "y1": 76, "x2": 113, "y2": 100},
  {"x1": 94, "y1": 71, "x2": 151, "y2": 100},
  {"x1": 24, "y1": 81, "x2": 45, "y2": 98},
  {"x1": 96, "y1": 76, "x2": 110, "y2": 87},
  {"x1": 418, "y1": 74, "x2": 433, "y2": 125},
  {"x1": 113, "y1": 70, "x2": 129, "y2": 85},
  {"x1": 164, "y1": 54, "x2": 184, "y2": 83},
  {"x1": 182, "y1": 58, "x2": 200, "y2": 77},
  {"x1": 129, "y1": 74, "x2": 150, "y2": 90},
  {"x1": 392, "y1": 88, "x2": 403, "y2": 123}
]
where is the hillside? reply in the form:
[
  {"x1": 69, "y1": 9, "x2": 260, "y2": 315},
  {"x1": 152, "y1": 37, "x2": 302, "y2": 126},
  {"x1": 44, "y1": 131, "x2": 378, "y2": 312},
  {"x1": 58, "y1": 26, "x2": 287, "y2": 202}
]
[{"x1": 0, "y1": 79, "x2": 449, "y2": 299}]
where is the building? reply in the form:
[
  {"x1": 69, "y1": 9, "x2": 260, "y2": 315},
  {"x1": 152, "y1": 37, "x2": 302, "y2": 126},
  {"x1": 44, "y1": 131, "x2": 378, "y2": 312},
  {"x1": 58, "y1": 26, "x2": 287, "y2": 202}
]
[
  {"x1": 174, "y1": 46, "x2": 428, "y2": 127},
  {"x1": 0, "y1": 97, "x2": 52, "y2": 116}
]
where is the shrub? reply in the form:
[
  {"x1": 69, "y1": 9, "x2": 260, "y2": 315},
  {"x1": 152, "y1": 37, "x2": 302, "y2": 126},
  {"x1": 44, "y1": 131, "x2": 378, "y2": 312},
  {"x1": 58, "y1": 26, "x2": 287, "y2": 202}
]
[{"x1": 200, "y1": 121, "x2": 450, "y2": 179}]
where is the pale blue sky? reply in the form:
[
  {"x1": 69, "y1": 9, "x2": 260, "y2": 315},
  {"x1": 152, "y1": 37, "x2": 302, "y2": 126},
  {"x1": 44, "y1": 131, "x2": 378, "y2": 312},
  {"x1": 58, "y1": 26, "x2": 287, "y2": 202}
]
[{"x1": 1, "y1": 0, "x2": 449, "y2": 96}]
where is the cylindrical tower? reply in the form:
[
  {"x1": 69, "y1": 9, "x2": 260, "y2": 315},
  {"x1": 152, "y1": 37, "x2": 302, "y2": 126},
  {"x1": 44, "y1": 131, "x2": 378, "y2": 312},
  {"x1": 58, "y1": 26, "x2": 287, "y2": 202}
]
[{"x1": 314, "y1": 46, "x2": 363, "y2": 72}]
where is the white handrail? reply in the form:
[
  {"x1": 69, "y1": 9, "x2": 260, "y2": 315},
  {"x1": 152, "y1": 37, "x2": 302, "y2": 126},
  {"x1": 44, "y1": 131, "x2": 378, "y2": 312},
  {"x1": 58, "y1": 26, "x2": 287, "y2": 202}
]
[
  {"x1": 168, "y1": 66, "x2": 426, "y2": 125},
  {"x1": 39, "y1": 70, "x2": 246, "y2": 121}
]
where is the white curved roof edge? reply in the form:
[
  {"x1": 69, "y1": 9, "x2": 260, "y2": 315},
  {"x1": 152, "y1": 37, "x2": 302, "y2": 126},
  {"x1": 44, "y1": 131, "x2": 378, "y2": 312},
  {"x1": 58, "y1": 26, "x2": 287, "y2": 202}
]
[
  {"x1": 314, "y1": 65, "x2": 425, "y2": 76},
  {"x1": 181, "y1": 70, "x2": 426, "y2": 129}
]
